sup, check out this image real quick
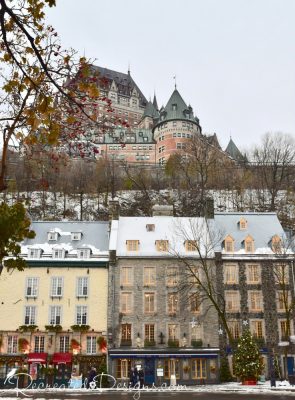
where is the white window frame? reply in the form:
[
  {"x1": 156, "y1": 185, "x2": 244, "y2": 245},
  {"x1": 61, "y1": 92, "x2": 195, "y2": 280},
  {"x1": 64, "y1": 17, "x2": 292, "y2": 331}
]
[
  {"x1": 7, "y1": 336, "x2": 18, "y2": 354},
  {"x1": 48, "y1": 232, "x2": 58, "y2": 241},
  {"x1": 28, "y1": 248, "x2": 41, "y2": 259},
  {"x1": 86, "y1": 336, "x2": 97, "y2": 354},
  {"x1": 224, "y1": 264, "x2": 238, "y2": 284},
  {"x1": 34, "y1": 336, "x2": 45, "y2": 353},
  {"x1": 50, "y1": 277, "x2": 63, "y2": 297},
  {"x1": 71, "y1": 232, "x2": 82, "y2": 241},
  {"x1": 25, "y1": 277, "x2": 38, "y2": 298},
  {"x1": 76, "y1": 305, "x2": 88, "y2": 325},
  {"x1": 76, "y1": 277, "x2": 89, "y2": 297},
  {"x1": 49, "y1": 305, "x2": 62, "y2": 325},
  {"x1": 24, "y1": 306, "x2": 36, "y2": 325},
  {"x1": 52, "y1": 249, "x2": 65, "y2": 259},
  {"x1": 59, "y1": 335, "x2": 70, "y2": 352},
  {"x1": 77, "y1": 249, "x2": 91, "y2": 259}
]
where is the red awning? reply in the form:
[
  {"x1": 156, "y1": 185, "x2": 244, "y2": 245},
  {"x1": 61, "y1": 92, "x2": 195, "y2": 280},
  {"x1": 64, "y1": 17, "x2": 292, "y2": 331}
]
[
  {"x1": 52, "y1": 352, "x2": 72, "y2": 364},
  {"x1": 27, "y1": 353, "x2": 48, "y2": 363}
]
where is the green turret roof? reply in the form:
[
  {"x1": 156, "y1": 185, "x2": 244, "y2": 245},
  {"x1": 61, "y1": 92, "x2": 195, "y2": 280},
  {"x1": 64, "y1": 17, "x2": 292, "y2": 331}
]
[
  {"x1": 157, "y1": 89, "x2": 199, "y2": 125},
  {"x1": 225, "y1": 138, "x2": 246, "y2": 162},
  {"x1": 143, "y1": 101, "x2": 159, "y2": 119}
]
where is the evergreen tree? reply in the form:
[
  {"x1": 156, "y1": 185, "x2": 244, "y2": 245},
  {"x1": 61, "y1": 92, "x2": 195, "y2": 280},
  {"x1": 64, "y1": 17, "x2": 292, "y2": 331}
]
[{"x1": 233, "y1": 329, "x2": 263, "y2": 381}]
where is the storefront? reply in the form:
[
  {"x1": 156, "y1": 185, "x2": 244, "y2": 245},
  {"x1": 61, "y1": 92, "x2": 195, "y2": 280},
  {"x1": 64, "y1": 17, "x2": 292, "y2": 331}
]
[
  {"x1": 109, "y1": 348, "x2": 220, "y2": 386},
  {"x1": 52, "y1": 352, "x2": 72, "y2": 386},
  {"x1": 27, "y1": 352, "x2": 48, "y2": 387},
  {"x1": 73, "y1": 354, "x2": 107, "y2": 386},
  {"x1": 0, "y1": 355, "x2": 26, "y2": 388}
]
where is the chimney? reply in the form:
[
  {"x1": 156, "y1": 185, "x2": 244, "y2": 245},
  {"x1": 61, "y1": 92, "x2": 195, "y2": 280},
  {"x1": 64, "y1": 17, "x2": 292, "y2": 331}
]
[
  {"x1": 152, "y1": 204, "x2": 174, "y2": 217},
  {"x1": 109, "y1": 199, "x2": 120, "y2": 221},
  {"x1": 202, "y1": 198, "x2": 214, "y2": 219}
]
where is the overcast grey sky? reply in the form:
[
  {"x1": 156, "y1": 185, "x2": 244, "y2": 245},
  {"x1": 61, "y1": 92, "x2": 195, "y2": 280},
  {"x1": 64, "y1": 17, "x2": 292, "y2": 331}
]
[{"x1": 46, "y1": 0, "x2": 295, "y2": 151}]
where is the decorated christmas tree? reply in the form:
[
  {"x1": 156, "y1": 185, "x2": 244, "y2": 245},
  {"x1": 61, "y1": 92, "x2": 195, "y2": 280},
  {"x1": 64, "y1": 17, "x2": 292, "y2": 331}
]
[{"x1": 233, "y1": 329, "x2": 263, "y2": 381}]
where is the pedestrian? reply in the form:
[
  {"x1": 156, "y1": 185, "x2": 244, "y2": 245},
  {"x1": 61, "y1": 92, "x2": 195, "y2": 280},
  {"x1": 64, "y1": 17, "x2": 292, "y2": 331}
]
[
  {"x1": 138, "y1": 367, "x2": 144, "y2": 388},
  {"x1": 129, "y1": 367, "x2": 136, "y2": 387},
  {"x1": 87, "y1": 366, "x2": 96, "y2": 388}
]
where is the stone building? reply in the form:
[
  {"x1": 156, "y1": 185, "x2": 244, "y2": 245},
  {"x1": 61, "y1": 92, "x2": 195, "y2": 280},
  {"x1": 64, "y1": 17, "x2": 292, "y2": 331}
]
[
  {"x1": 213, "y1": 212, "x2": 295, "y2": 378},
  {"x1": 66, "y1": 65, "x2": 242, "y2": 165},
  {"x1": 0, "y1": 221, "x2": 109, "y2": 387},
  {"x1": 108, "y1": 205, "x2": 220, "y2": 385}
]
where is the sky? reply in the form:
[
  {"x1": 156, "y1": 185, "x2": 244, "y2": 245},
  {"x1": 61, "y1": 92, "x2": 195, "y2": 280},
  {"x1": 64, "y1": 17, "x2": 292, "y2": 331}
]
[{"x1": 45, "y1": 0, "x2": 295, "y2": 151}]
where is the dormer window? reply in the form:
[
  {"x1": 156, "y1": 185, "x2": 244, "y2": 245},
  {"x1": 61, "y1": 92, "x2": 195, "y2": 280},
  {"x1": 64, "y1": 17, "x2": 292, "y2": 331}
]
[
  {"x1": 52, "y1": 249, "x2": 65, "y2": 259},
  {"x1": 146, "y1": 224, "x2": 155, "y2": 232},
  {"x1": 239, "y1": 218, "x2": 247, "y2": 230},
  {"x1": 271, "y1": 235, "x2": 282, "y2": 253},
  {"x1": 71, "y1": 232, "x2": 82, "y2": 241},
  {"x1": 172, "y1": 104, "x2": 177, "y2": 111},
  {"x1": 155, "y1": 240, "x2": 169, "y2": 252},
  {"x1": 28, "y1": 248, "x2": 41, "y2": 259},
  {"x1": 126, "y1": 240, "x2": 139, "y2": 252},
  {"x1": 185, "y1": 240, "x2": 198, "y2": 252},
  {"x1": 77, "y1": 249, "x2": 91, "y2": 259},
  {"x1": 224, "y1": 235, "x2": 235, "y2": 253},
  {"x1": 48, "y1": 232, "x2": 58, "y2": 241},
  {"x1": 244, "y1": 235, "x2": 255, "y2": 253}
]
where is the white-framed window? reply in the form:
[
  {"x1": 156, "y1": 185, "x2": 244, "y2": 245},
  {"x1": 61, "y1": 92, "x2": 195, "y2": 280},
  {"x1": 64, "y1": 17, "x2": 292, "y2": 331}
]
[
  {"x1": 143, "y1": 267, "x2": 156, "y2": 286},
  {"x1": 24, "y1": 306, "x2": 36, "y2": 325},
  {"x1": 166, "y1": 267, "x2": 178, "y2": 286},
  {"x1": 120, "y1": 292, "x2": 133, "y2": 313},
  {"x1": 49, "y1": 305, "x2": 62, "y2": 325},
  {"x1": 168, "y1": 324, "x2": 179, "y2": 340},
  {"x1": 246, "y1": 264, "x2": 261, "y2": 284},
  {"x1": 277, "y1": 290, "x2": 291, "y2": 312},
  {"x1": 250, "y1": 320, "x2": 264, "y2": 339},
  {"x1": 71, "y1": 232, "x2": 82, "y2": 241},
  {"x1": 52, "y1": 249, "x2": 65, "y2": 259},
  {"x1": 224, "y1": 264, "x2": 238, "y2": 284},
  {"x1": 48, "y1": 232, "x2": 58, "y2": 241},
  {"x1": 249, "y1": 291, "x2": 263, "y2": 312},
  {"x1": 117, "y1": 359, "x2": 131, "y2": 379},
  {"x1": 77, "y1": 249, "x2": 91, "y2": 259},
  {"x1": 28, "y1": 249, "x2": 41, "y2": 259},
  {"x1": 228, "y1": 320, "x2": 240, "y2": 339},
  {"x1": 121, "y1": 266, "x2": 133, "y2": 286},
  {"x1": 34, "y1": 336, "x2": 45, "y2": 353},
  {"x1": 144, "y1": 292, "x2": 155, "y2": 314},
  {"x1": 59, "y1": 336, "x2": 70, "y2": 352},
  {"x1": 7, "y1": 336, "x2": 18, "y2": 354},
  {"x1": 126, "y1": 240, "x2": 139, "y2": 252},
  {"x1": 145, "y1": 324, "x2": 155, "y2": 341},
  {"x1": 225, "y1": 291, "x2": 240, "y2": 312},
  {"x1": 155, "y1": 240, "x2": 169, "y2": 252},
  {"x1": 25, "y1": 277, "x2": 38, "y2": 297},
  {"x1": 86, "y1": 336, "x2": 97, "y2": 354},
  {"x1": 168, "y1": 293, "x2": 178, "y2": 314},
  {"x1": 275, "y1": 264, "x2": 289, "y2": 284},
  {"x1": 50, "y1": 277, "x2": 63, "y2": 297},
  {"x1": 76, "y1": 277, "x2": 88, "y2": 297},
  {"x1": 76, "y1": 305, "x2": 88, "y2": 325}
]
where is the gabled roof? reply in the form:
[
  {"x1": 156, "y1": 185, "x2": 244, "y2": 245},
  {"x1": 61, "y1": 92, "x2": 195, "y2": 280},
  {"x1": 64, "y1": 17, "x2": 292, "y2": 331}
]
[
  {"x1": 157, "y1": 89, "x2": 199, "y2": 125},
  {"x1": 90, "y1": 65, "x2": 147, "y2": 108},
  {"x1": 225, "y1": 138, "x2": 246, "y2": 162}
]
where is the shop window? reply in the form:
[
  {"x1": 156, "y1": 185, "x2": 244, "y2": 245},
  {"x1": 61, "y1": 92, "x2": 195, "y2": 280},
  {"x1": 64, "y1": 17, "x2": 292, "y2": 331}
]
[
  {"x1": 164, "y1": 359, "x2": 179, "y2": 379},
  {"x1": 116, "y1": 359, "x2": 131, "y2": 379},
  {"x1": 191, "y1": 359, "x2": 207, "y2": 379}
]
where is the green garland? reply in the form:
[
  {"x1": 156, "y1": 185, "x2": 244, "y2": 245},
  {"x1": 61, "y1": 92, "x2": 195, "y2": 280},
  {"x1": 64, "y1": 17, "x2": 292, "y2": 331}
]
[{"x1": 70, "y1": 324, "x2": 90, "y2": 332}]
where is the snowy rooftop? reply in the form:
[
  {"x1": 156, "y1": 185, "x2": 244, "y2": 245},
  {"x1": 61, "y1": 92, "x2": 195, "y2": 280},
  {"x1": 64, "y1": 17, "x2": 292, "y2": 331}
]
[
  {"x1": 212, "y1": 212, "x2": 289, "y2": 255},
  {"x1": 112, "y1": 216, "x2": 213, "y2": 257},
  {"x1": 21, "y1": 221, "x2": 109, "y2": 261}
]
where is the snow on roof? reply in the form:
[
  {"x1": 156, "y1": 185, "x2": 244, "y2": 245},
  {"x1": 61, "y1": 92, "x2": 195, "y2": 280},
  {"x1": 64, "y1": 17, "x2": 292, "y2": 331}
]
[
  {"x1": 115, "y1": 216, "x2": 214, "y2": 257},
  {"x1": 212, "y1": 212, "x2": 288, "y2": 255},
  {"x1": 21, "y1": 221, "x2": 109, "y2": 260}
]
